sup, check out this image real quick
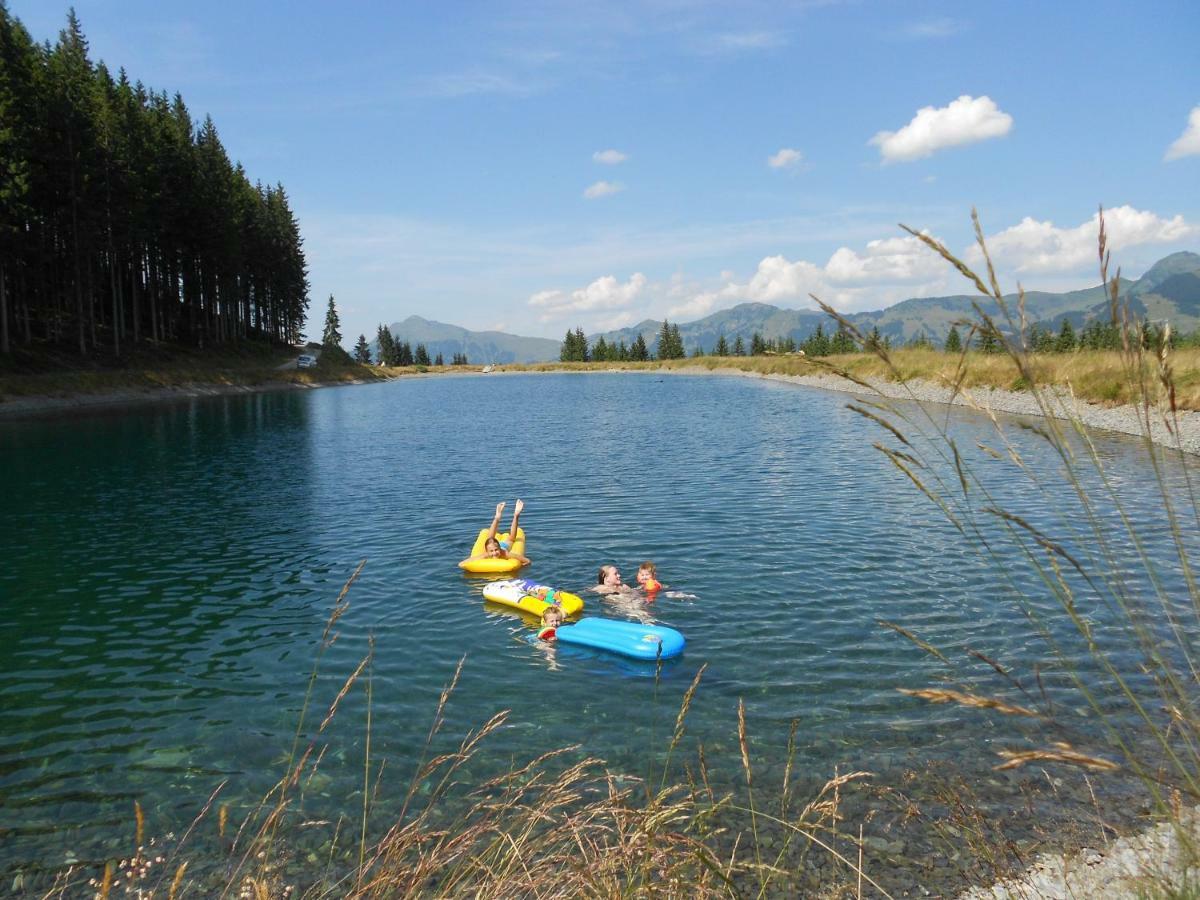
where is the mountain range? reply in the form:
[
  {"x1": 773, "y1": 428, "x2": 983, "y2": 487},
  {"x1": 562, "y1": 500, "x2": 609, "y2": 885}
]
[{"x1": 375, "y1": 251, "x2": 1200, "y2": 362}]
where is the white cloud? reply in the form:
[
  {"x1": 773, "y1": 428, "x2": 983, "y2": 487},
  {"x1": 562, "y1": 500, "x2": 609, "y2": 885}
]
[
  {"x1": 823, "y1": 234, "x2": 947, "y2": 286},
  {"x1": 973, "y1": 205, "x2": 1197, "y2": 275},
  {"x1": 528, "y1": 273, "x2": 647, "y2": 321},
  {"x1": 1165, "y1": 106, "x2": 1200, "y2": 161},
  {"x1": 593, "y1": 149, "x2": 629, "y2": 165},
  {"x1": 661, "y1": 230, "x2": 955, "y2": 317},
  {"x1": 583, "y1": 180, "x2": 625, "y2": 199},
  {"x1": 696, "y1": 30, "x2": 786, "y2": 55},
  {"x1": 869, "y1": 95, "x2": 1013, "y2": 163},
  {"x1": 767, "y1": 148, "x2": 802, "y2": 169},
  {"x1": 901, "y1": 18, "x2": 964, "y2": 39},
  {"x1": 417, "y1": 70, "x2": 537, "y2": 98}
]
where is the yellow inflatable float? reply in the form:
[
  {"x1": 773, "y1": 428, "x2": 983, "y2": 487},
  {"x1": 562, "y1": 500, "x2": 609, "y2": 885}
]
[{"x1": 458, "y1": 527, "x2": 527, "y2": 574}]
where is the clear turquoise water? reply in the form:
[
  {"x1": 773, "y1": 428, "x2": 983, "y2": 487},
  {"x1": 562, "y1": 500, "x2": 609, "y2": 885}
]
[{"x1": 1, "y1": 373, "x2": 1195, "y2": 884}]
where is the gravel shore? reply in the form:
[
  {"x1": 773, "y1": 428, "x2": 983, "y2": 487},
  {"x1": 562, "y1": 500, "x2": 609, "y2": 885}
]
[
  {"x1": 672, "y1": 366, "x2": 1200, "y2": 457},
  {"x1": 960, "y1": 808, "x2": 1199, "y2": 899}
]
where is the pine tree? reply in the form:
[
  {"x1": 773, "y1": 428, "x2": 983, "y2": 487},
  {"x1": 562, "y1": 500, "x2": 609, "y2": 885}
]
[
  {"x1": 322, "y1": 295, "x2": 342, "y2": 347},
  {"x1": 353, "y1": 333, "x2": 371, "y2": 364},
  {"x1": 434, "y1": 352, "x2": 443, "y2": 366},
  {"x1": 414, "y1": 343, "x2": 431, "y2": 366},
  {"x1": 944, "y1": 325, "x2": 962, "y2": 353},
  {"x1": 865, "y1": 326, "x2": 882, "y2": 352},
  {"x1": 593, "y1": 335, "x2": 609, "y2": 361},
  {"x1": 831, "y1": 327, "x2": 856, "y2": 354},
  {"x1": 977, "y1": 323, "x2": 1000, "y2": 354},
  {"x1": 732, "y1": 336, "x2": 745, "y2": 356},
  {"x1": 376, "y1": 325, "x2": 396, "y2": 365},
  {"x1": 669, "y1": 323, "x2": 683, "y2": 358},
  {"x1": 656, "y1": 320, "x2": 672, "y2": 360},
  {"x1": 631, "y1": 333, "x2": 648, "y2": 361},
  {"x1": 750, "y1": 332, "x2": 765, "y2": 355},
  {"x1": 1055, "y1": 318, "x2": 1076, "y2": 353},
  {"x1": 715, "y1": 335, "x2": 729, "y2": 356},
  {"x1": 574, "y1": 327, "x2": 590, "y2": 362},
  {"x1": 397, "y1": 340, "x2": 413, "y2": 366},
  {"x1": 803, "y1": 324, "x2": 830, "y2": 357}
]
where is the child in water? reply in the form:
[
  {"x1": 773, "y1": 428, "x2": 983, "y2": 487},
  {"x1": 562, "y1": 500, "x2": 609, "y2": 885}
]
[
  {"x1": 538, "y1": 604, "x2": 564, "y2": 640},
  {"x1": 460, "y1": 500, "x2": 530, "y2": 566},
  {"x1": 636, "y1": 561, "x2": 662, "y2": 594}
]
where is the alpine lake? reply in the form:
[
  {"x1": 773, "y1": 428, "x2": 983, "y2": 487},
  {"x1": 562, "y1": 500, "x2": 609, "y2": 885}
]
[{"x1": 2, "y1": 371, "x2": 1197, "y2": 895}]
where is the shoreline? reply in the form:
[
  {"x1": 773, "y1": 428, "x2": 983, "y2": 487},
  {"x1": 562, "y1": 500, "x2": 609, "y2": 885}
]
[
  {"x1": 0, "y1": 376, "x2": 378, "y2": 419},
  {"x1": 4, "y1": 363, "x2": 1197, "y2": 458},
  {"x1": 497, "y1": 364, "x2": 1200, "y2": 456},
  {"x1": 698, "y1": 366, "x2": 1200, "y2": 456}
]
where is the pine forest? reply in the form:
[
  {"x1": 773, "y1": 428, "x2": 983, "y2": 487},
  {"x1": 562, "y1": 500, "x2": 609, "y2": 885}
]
[{"x1": 0, "y1": 6, "x2": 309, "y2": 359}]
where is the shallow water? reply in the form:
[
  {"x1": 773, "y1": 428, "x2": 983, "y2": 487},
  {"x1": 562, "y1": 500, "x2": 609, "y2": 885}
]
[{"x1": 2, "y1": 372, "x2": 1197, "y2": 886}]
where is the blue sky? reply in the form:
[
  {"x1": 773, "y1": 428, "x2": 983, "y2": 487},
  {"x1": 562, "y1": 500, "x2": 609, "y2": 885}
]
[{"x1": 15, "y1": 0, "x2": 1200, "y2": 341}]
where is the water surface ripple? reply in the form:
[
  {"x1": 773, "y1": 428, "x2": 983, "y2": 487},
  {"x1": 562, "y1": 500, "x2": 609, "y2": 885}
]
[{"x1": 1, "y1": 373, "x2": 1195, "y2": 877}]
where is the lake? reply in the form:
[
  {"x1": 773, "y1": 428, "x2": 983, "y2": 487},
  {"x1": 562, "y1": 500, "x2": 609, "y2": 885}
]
[{"x1": 2, "y1": 372, "x2": 1195, "y2": 890}]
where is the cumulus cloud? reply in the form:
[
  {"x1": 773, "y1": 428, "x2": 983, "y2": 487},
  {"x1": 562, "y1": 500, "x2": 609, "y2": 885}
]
[
  {"x1": 593, "y1": 149, "x2": 629, "y2": 165},
  {"x1": 870, "y1": 95, "x2": 1013, "y2": 163},
  {"x1": 973, "y1": 205, "x2": 1197, "y2": 274},
  {"x1": 583, "y1": 180, "x2": 625, "y2": 199},
  {"x1": 665, "y1": 232, "x2": 953, "y2": 317},
  {"x1": 823, "y1": 234, "x2": 947, "y2": 285},
  {"x1": 528, "y1": 273, "x2": 647, "y2": 321},
  {"x1": 1165, "y1": 106, "x2": 1200, "y2": 161},
  {"x1": 767, "y1": 148, "x2": 802, "y2": 169}
]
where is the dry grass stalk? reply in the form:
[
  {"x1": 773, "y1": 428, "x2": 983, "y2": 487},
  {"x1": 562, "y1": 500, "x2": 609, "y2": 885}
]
[
  {"x1": 878, "y1": 620, "x2": 951, "y2": 665},
  {"x1": 995, "y1": 742, "x2": 1120, "y2": 772},
  {"x1": 898, "y1": 687, "x2": 1038, "y2": 717}
]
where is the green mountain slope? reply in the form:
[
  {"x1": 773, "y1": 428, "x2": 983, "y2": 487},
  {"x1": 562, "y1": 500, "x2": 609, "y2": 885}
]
[
  {"x1": 590, "y1": 252, "x2": 1198, "y2": 353},
  {"x1": 371, "y1": 316, "x2": 560, "y2": 364},
  {"x1": 371, "y1": 252, "x2": 1200, "y2": 362}
]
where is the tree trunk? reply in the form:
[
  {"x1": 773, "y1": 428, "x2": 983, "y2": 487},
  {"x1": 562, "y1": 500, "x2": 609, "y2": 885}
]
[
  {"x1": 130, "y1": 247, "x2": 141, "y2": 343},
  {"x1": 109, "y1": 244, "x2": 120, "y2": 357},
  {"x1": 0, "y1": 262, "x2": 9, "y2": 355}
]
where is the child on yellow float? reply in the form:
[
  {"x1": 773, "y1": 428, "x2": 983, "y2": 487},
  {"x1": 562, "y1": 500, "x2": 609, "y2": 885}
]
[{"x1": 460, "y1": 500, "x2": 530, "y2": 567}]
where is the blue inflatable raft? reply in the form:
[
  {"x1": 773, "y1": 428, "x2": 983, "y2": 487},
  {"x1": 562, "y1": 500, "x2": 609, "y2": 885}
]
[{"x1": 553, "y1": 617, "x2": 685, "y2": 661}]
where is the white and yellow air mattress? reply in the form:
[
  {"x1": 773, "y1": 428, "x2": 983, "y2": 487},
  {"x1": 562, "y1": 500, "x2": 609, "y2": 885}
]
[{"x1": 481, "y1": 579, "x2": 584, "y2": 616}]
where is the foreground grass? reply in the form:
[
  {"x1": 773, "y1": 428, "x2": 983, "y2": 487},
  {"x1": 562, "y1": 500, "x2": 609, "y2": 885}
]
[{"x1": 502, "y1": 346, "x2": 1200, "y2": 412}]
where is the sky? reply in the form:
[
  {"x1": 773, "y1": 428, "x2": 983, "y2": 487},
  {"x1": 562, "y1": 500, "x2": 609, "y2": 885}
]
[{"x1": 13, "y1": 0, "x2": 1200, "y2": 341}]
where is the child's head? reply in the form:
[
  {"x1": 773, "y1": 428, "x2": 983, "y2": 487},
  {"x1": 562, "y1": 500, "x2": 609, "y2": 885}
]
[
  {"x1": 484, "y1": 536, "x2": 506, "y2": 558},
  {"x1": 597, "y1": 565, "x2": 622, "y2": 587},
  {"x1": 636, "y1": 562, "x2": 657, "y2": 584},
  {"x1": 541, "y1": 604, "x2": 564, "y2": 627}
]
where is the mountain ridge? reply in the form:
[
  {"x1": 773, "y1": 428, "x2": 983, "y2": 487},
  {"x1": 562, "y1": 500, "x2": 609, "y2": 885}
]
[{"x1": 374, "y1": 252, "x2": 1200, "y2": 361}]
